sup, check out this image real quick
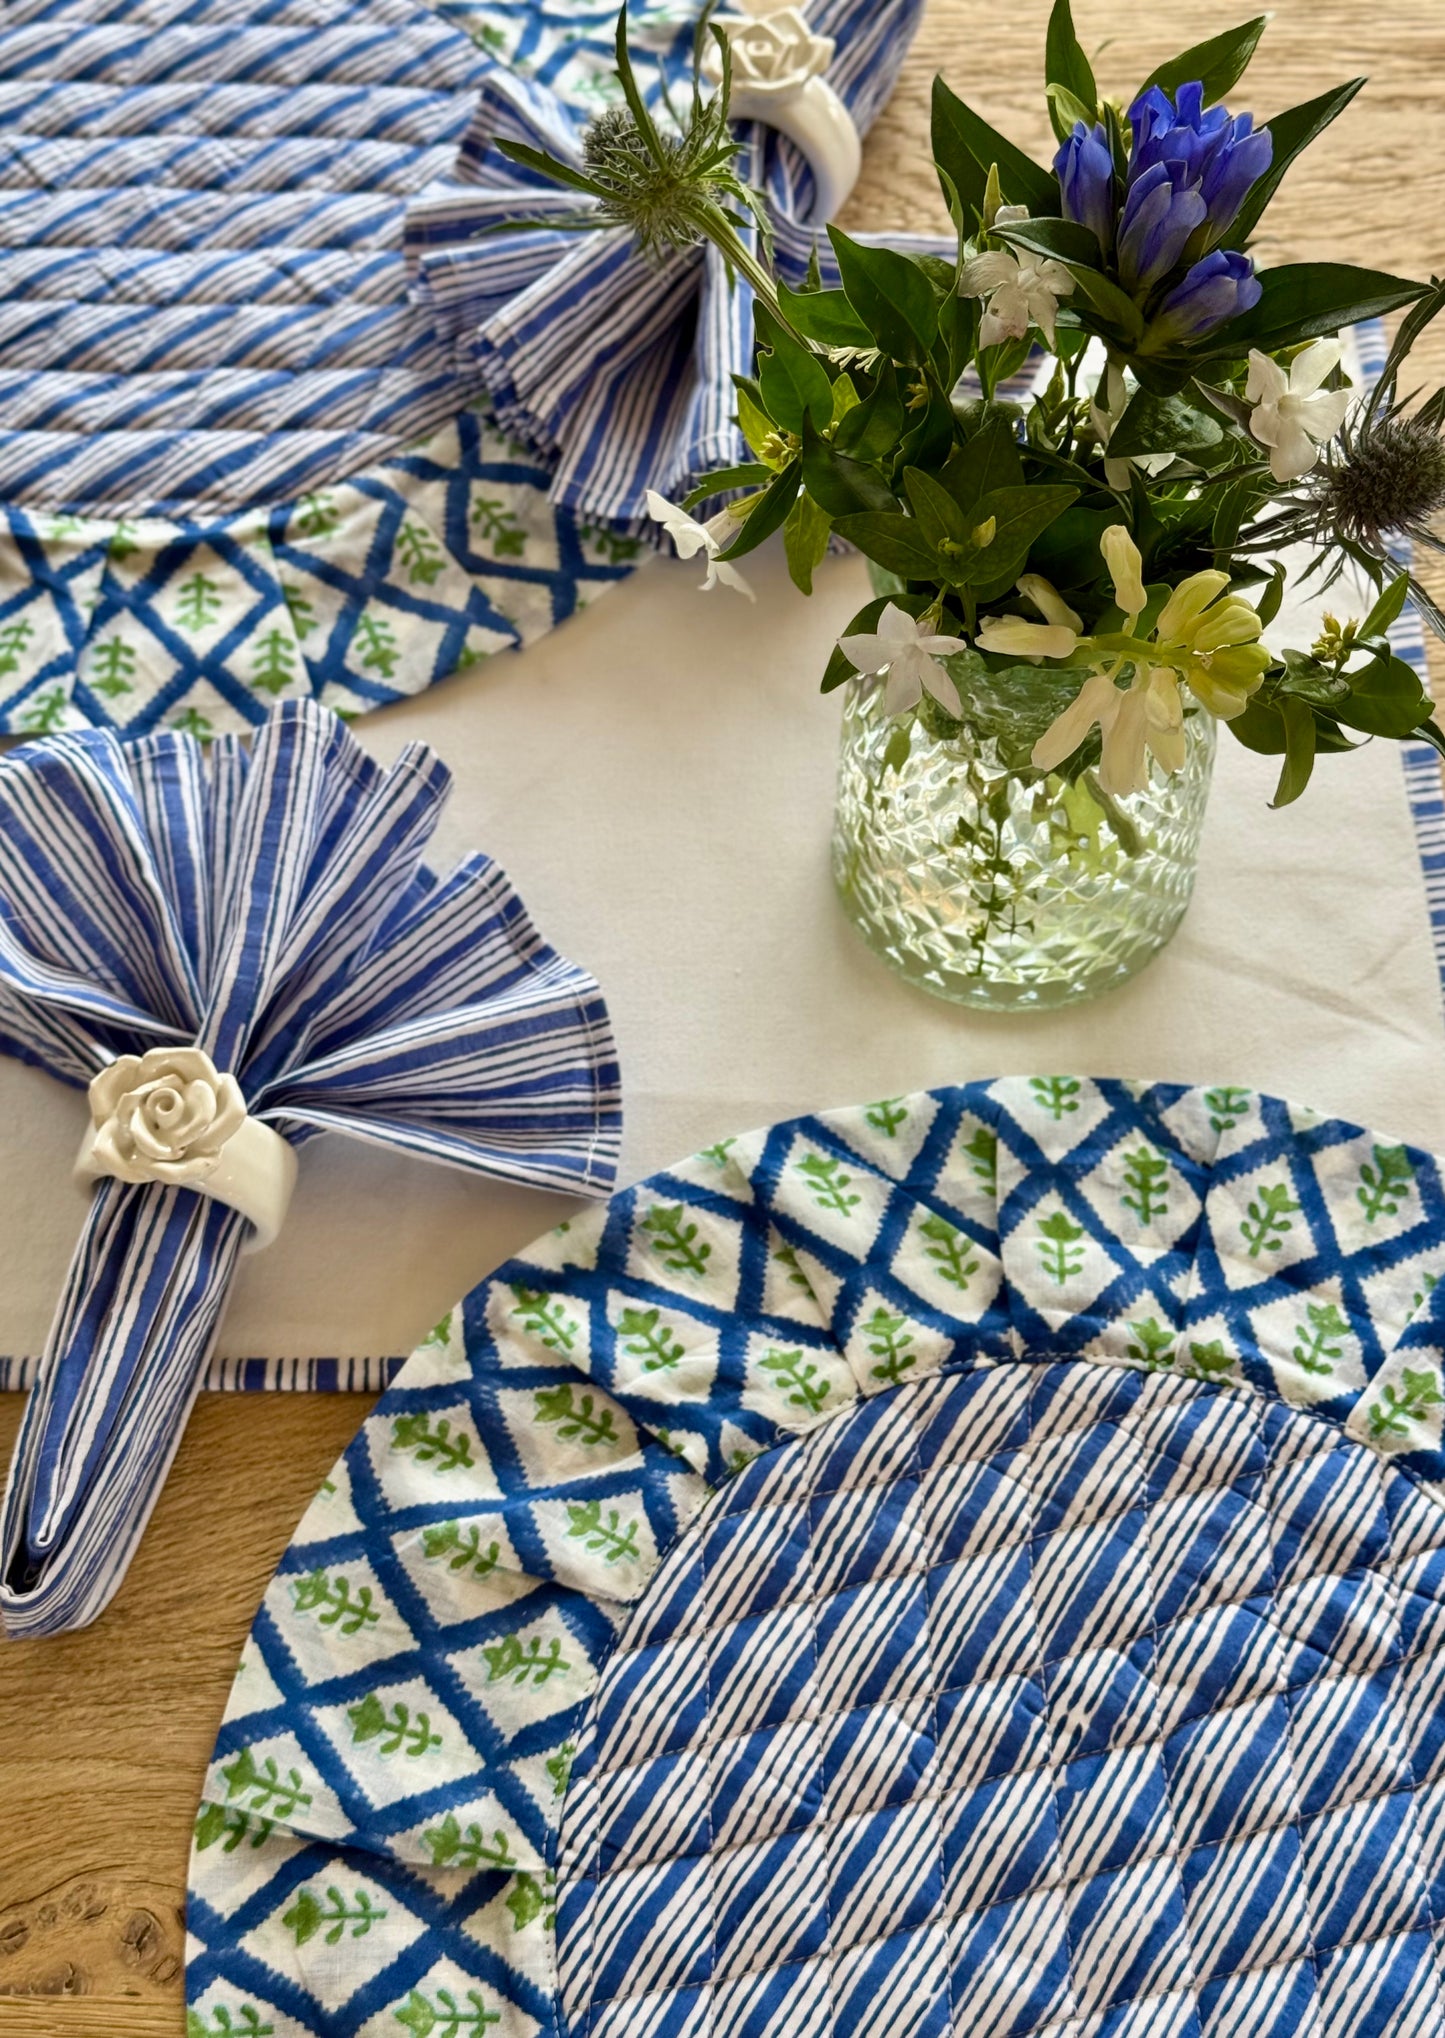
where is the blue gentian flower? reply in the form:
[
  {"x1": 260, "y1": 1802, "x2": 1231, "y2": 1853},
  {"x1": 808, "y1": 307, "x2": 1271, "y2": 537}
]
[
  {"x1": 1116, "y1": 162, "x2": 1207, "y2": 291},
  {"x1": 1055, "y1": 121, "x2": 1116, "y2": 252},
  {"x1": 1128, "y1": 82, "x2": 1272, "y2": 242},
  {"x1": 1149, "y1": 249, "x2": 1262, "y2": 342}
]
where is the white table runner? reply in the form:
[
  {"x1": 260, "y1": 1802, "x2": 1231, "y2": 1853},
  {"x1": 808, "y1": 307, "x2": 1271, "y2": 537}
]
[{"x1": 2, "y1": 541, "x2": 1442, "y2": 1382}]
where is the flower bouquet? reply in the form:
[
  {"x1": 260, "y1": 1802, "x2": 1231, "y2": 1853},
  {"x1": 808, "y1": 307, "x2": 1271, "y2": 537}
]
[{"x1": 510, "y1": 3, "x2": 1445, "y2": 1006}]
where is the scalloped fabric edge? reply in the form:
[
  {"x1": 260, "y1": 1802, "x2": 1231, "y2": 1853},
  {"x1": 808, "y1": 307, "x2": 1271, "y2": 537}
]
[{"x1": 185, "y1": 1074, "x2": 1445, "y2": 2036}]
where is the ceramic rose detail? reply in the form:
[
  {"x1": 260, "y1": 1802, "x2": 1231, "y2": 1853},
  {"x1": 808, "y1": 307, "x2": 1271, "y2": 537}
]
[
  {"x1": 86, "y1": 1047, "x2": 247, "y2": 1186},
  {"x1": 706, "y1": 0, "x2": 836, "y2": 99}
]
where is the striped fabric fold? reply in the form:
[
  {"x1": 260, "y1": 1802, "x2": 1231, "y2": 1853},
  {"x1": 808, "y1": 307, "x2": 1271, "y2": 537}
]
[
  {"x1": 405, "y1": 0, "x2": 951, "y2": 524},
  {"x1": 0, "y1": 699, "x2": 622, "y2": 1637}
]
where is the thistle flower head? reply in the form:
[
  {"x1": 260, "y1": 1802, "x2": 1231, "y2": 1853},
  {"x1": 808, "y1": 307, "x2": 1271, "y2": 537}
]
[
  {"x1": 1313, "y1": 408, "x2": 1445, "y2": 552},
  {"x1": 579, "y1": 84, "x2": 754, "y2": 260}
]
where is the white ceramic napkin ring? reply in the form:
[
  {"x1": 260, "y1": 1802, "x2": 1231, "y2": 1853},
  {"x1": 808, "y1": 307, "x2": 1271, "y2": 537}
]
[
  {"x1": 707, "y1": 2, "x2": 862, "y2": 225},
  {"x1": 74, "y1": 1047, "x2": 297, "y2": 1253}
]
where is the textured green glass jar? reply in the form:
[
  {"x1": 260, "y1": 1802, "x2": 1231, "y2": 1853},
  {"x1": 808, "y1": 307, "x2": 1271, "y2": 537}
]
[{"x1": 831, "y1": 666, "x2": 1217, "y2": 1011}]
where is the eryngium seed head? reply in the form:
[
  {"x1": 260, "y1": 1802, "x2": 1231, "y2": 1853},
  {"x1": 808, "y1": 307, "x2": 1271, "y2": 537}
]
[
  {"x1": 1317, "y1": 412, "x2": 1445, "y2": 546},
  {"x1": 580, "y1": 105, "x2": 728, "y2": 262}
]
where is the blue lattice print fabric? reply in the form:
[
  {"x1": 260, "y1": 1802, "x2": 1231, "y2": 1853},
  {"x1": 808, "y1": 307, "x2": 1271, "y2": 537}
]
[
  {"x1": 187, "y1": 1078, "x2": 1445, "y2": 2036},
  {"x1": 0, "y1": 0, "x2": 699, "y2": 737}
]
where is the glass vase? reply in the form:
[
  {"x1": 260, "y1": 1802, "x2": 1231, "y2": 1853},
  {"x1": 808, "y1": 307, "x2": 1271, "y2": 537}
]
[{"x1": 831, "y1": 664, "x2": 1216, "y2": 1011}]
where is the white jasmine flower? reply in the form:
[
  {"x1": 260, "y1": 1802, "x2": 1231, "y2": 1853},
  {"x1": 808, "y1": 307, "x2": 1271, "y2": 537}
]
[
  {"x1": 1245, "y1": 340, "x2": 1353, "y2": 484},
  {"x1": 991, "y1": 525, "x2": 1273, "y2": 796},
  {"x1": 1032, "y1": 663, "x2": 1187, "y2": 796},
  {"x1": 839, "y1": 602, "x2": 968, "y2": 716},
  {"x1": 960, "y1": 239, "x2": 1074, "y2": 348},
  {"x1": 645, "y1": 490, "x2": 755, "y2": 598}
]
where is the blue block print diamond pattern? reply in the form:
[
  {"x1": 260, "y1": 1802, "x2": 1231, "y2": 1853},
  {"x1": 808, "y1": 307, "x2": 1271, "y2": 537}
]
[
  {"x1": 187, "y1": 1078, "x2": 1445, "y2": 2037},
  {"x1": 0, "y1": 0, "x2": 697, "y2": 736}
]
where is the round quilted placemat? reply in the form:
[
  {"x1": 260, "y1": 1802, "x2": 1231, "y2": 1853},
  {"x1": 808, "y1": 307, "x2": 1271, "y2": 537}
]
[
  {"x1": 186, "y1": 1077, "x2": 1445, "y2": 2037},
  {"x1": 0, "y1": 0, "x2": 692, "y2": 734}
]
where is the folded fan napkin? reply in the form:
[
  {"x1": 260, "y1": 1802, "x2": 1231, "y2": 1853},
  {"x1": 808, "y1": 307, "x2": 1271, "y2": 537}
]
[
  {"x1": 0, "y1": 700, "x2": 621, "y2": 1637},
  {"x1": 405, "y1": 0, "x2": 950, "y2": 524}
]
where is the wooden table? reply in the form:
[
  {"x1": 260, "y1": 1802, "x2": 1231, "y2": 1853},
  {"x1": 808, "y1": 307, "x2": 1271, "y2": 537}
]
[{"x1": 2, "y1": 2, "x2": 1443, "y2": 2029}]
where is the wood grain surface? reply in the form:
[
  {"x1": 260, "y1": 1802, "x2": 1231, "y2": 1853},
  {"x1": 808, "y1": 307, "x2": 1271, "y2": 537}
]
[{"x1": 1, "y1": 4, "x2": 1442, "y2": 2032}]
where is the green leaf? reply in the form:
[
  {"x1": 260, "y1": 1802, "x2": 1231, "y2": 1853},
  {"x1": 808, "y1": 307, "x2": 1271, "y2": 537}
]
[
  {"x1": 1256, "y1": 560, "x2": 1286, "y2": 630},
  {"x1": 783, "y1": 490, "x2": 833, "y2": 595},
  {"x1": 1200, "y1": 265, "x2": 1430, "y2": 357},
  {"x1": 1045, "y1": 0, "x2": 1097, "y2": 139},
  {"x1": 958, "y1": 482, "x2": 1079, "y2": 590},
  {"x1": 776, "y1": 281, "x2": 877, "y2": 350},
  {"x1": 1228, "y1": 79, "x2": 1366, "y2": 244},
  {"x1": 1360, "y1": 571, "x2": 1411, "y2": 642},
  {"x1": 832, "y1": 511, "x2": 945, "y2": 582},
  {"x1": 904, "y1": 467, "x2": 971, "y2": 551},
  {"x1": 716, "y1": 461, "x2": 802, "y2": 560},
  {"x1": 940, "y1": 416, "x2": 1025, "y2": 518},
  {"x1": 1141, "y1": 16, "x2": 1269, "y2": 105},
  {"x1": 681, "y1": 463, "x2": 773, "y2": 511},
  {"x1": 1229, "y1": 696, "x2": 1288, "y2": 755},
  {"x1": 1332, "y1": 651, "x2": 1432, "y2": 738},
  {"x1": 995, "y1": 214, "x2": 1103, "y2": 271},
  {"x1": 496, "y1": 138, "x2": 607, "y2": 200},
  {"x1": 1107, "y1": 390, "x2": 1223, "y2": 458},
  {"x1": 827, "y1": 228, "x2": 939, "y2": 362},
  {"x1": 930, "y1": 77, "x2": 1061, "y2": 226},
  {"x1": 734, "y1": 381, "x2": 779, "y2": 460},
  {"x1": 800, "y1": 419, "x2": 898, "y2": 517},
  {"x1": 755, "y1": 303, "x2": 834, "y2": 434},
  {"x1": 1272, "y1": 693, "x2": 1317, "y2": 805},
  {"x1": 833, "y1": 365, "x2": 907, "y2": 462}
]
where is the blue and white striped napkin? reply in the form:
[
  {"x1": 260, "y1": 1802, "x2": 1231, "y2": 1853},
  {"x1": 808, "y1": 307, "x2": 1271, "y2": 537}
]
[{"x1": 0, "y1": 700, "x2": 622, "y2": 1636}]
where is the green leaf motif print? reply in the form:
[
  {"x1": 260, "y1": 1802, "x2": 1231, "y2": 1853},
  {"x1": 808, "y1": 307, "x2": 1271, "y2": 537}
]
[
  {"x1": 421, "y1": 1813, "x2": 517, "y2": 1872},
  {"x1": 863, "y1": 1307, "x2": 915, "y2": 1386},
  {"x1": 866, "y1": 1097, "x2": 908, "y2": 1136},
  {"x1": 347, "y1": 1693, "x2": 442, "y2": 1758},
  {"x1": 1204, "y1": 1085, "x2": 1252, "y2": 1132},
  {"x1": 289, "y1": 1567, "x2": 380, "y2": 1634},
  {"x1": 421, "y1": 1521, "x2": 499, "y2": 1578},
  {"x1": 220, "y1": 1748, "x2": 312, "y2": 1821},
  {"x1": 566, "y1": 1498, "x2": 641, "y2": 1563},
  {"x1": 1241, "y1": 1181, "x2": 1300, "y2": 1259},
  {"x1": 797, "y1": 1153, "x2": 860, "y2": 1214},
  {"x1": 391, "y1": 1411, "x2": 475, "y2": 1472},
  {"x1": 641, "y1": 1204, "x2": 712, "y2": 1276},
  {"x1": 187, "y1": 2009, "x2": 274, "y2": 2038},
  {"x1": 1121, "y1": 1146, "x2": 1169, "y2": 1225},
  {"x1": 960, "y1": 1124, "x2": 997, "y2": 1197},
  {"x1": 1036, "y1": 1210, "x2": 1086, "y2": 1285},
  {"x1": 1125, "y1": 1317, "x2": 1176, "y2": 1368},
  {"x1": 396, "y1": 520, "x2": 446, "y2": 585},
  {"x1": 1368, "y1": 1367, "x2": 1445, "y2": 1440},
  {"x1": 511, "y1": 1285, "x2": 579, "y2": 1352},
  {"x1": 759, "y1": 1346, "x2": 833, "y2": 1414},
  {"x1": 482, "y1": 1633, "x2": 571, "y2": 1687},
  {"x1": 174, "y1": 571, "x2": 222, "y2": 632},
  {"x1": 918, "y1": 1213, "x2": 980, "y2": 1291},
  {"x1": 1031, "y1": 1076, "x2": 1080, "y2": 1121},
  {"x1": 282, "y1": 1885, "x2": 387, "y2": 1947},
  {"x1": 616, "y1": 1305, "x2": 686, "y2": 1370},
  {"x1": 193, "y1": 1804, "x2": 275, "y2": 1854},
  {"x1": 1292, "y1": 1299, "x2": 1350, "y2": 1375},
  {"x1": 534, "y1": 1382, "x2": 618, "y2": 1447},
  {"x1": 393, "y1": 1986, "x2": 502, "y2": 2035},
  {"x1": 1357, "y1": 1144, "x2": 1415, "y2": 1222}
]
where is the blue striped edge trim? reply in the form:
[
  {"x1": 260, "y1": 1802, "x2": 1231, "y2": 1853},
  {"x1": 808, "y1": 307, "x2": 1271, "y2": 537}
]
[
  {"x1": 1353, "y1": 320, "x2": 1445, "y2": 1019},
  {"x1": 0, "y1": 1355, "x2": 406, "y2": 1394}
]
